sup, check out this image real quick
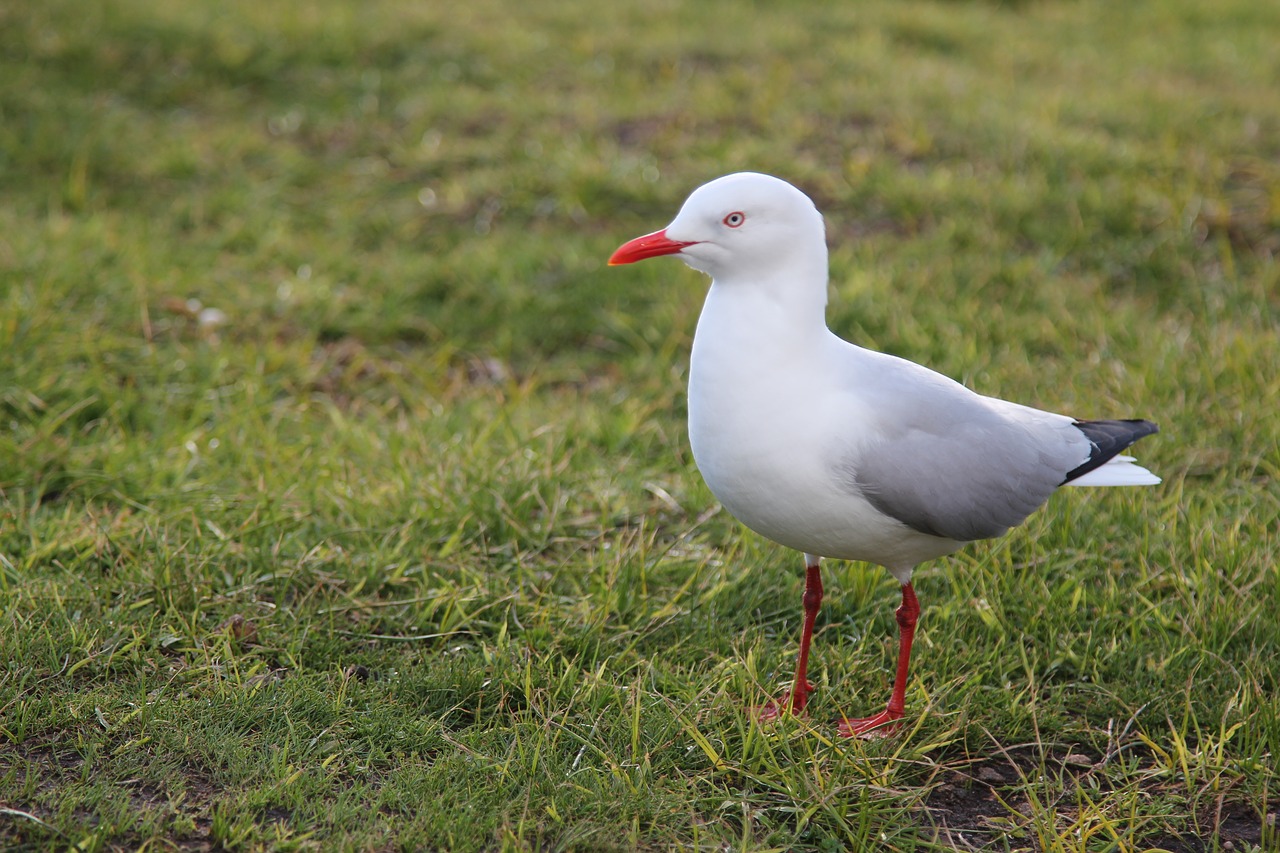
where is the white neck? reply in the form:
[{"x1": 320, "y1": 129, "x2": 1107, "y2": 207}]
[{"x1": 700, "y1": 239, "x2": 831, "y2": 343}]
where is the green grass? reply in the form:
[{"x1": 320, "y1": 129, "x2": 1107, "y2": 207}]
[{"x1": 2, "y1": 0, "x2": 1278, "y2": 849}]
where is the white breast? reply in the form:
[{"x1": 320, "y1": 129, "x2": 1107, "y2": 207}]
[{"x1": 687, "y1": 286, "x2": 962, "y2": 575}]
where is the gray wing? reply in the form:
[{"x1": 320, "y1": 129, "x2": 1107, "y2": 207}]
[
  {"x1": 834, "y1": 352, "x2": 1088, "y2": 543},
  {"x1": 844, "y1": 418, "x2": 1072, "y2": 542}
]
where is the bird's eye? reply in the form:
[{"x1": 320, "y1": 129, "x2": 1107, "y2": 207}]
[{"x1": 723, "y1": 212, "x2": 745, "y2": 228}]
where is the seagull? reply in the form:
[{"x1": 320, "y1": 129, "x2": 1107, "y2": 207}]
[{"x1": 608, "y1": 172, "x2": 1160, "y2": 737}]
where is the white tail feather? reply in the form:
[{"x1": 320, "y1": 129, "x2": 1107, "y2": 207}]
[{"x1": 1066, "y1": 456, "x2": 1161, "y2": 487}]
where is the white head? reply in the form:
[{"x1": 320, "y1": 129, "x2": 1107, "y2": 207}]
[{"x1": 609, "y1": 172, "x2": 828, "y2": 285}]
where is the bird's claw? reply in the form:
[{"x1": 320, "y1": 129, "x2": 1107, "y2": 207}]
[
  {"x1": 753, "y1": 687, "x2": 811, "y2": 722},
  {"x1": 836, "y1": 710, "x2": 903, "y2": 739}
]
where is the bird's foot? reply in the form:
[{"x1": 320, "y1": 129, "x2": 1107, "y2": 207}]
[
  {"x1": 836, "y1": 709, "x2": 903, "y2": 739},
  {"x1": 753, "y1": 688, "x2": 809, "y2": 722}
]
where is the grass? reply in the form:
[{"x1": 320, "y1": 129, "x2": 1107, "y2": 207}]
[{"x1": 1, "y1": 0, "x2": 1278, "y2": 848}]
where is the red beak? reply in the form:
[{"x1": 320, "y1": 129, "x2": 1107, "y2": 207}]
[{"x1": 608, "y1": 229, "x2": 698, "y2": 265}]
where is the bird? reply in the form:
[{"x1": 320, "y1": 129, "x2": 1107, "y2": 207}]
[{"x1": 608, "y1": 172, "x2": 1160, "y2": 737}]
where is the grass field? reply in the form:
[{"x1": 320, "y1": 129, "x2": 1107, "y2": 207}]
[{"x1": 2, "y1": 0, "x2": 1279, "y2": 849}]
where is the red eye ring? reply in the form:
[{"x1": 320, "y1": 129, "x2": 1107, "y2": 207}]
[{"x1": 723, "y1": 211, "x2": 745, "y2": 228}]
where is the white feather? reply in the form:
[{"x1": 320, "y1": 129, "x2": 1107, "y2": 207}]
[{"x1": 1065, "y1": 456, "x2": 1162, "y2": 487}]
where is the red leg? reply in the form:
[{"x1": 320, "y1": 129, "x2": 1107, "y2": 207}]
[
  {"x1": 838, "y1": 582, "x2": 919, "y2": 738},
  {"x1": 756, "y1": 560, "x2": 823, "y2": 720}
]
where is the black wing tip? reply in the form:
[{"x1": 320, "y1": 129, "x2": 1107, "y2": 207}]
[
  {"x1": 1062, "y1": 418, "x2": 1159, "y2": 484},
  {"x1": 1075, "y1": 418, "x2": 1160, "y2": 439}
]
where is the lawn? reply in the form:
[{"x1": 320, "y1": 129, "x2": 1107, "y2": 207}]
[{"x1": 2, "y1": 0, "x2": 1278, "y2": 849}]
